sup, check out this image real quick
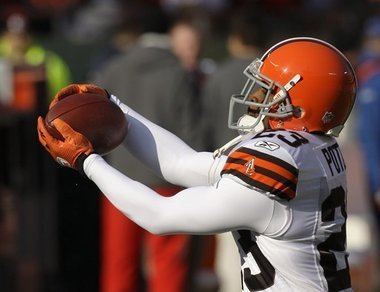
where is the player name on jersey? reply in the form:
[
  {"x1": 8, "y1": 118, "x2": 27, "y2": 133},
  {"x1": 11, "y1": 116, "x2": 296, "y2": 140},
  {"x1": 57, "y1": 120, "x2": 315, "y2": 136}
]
[{"x1": 321, "y1": 142, "x2": 346, "y2": 176}]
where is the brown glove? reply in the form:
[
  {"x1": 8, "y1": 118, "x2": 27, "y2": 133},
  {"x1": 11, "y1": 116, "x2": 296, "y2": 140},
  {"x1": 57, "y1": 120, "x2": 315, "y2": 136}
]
[{"x1": 37, "y1": 117, "x2": 93, "y2": 172}]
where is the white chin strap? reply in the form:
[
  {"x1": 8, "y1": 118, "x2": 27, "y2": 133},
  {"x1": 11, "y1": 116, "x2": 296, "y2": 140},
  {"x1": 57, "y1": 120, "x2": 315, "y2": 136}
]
[
  {"x1": 237, "y1": 114, "x2": 265, "y2": 135},
  {"x1": 213, "y1": 115, "x2": 265, "y2": 158}
]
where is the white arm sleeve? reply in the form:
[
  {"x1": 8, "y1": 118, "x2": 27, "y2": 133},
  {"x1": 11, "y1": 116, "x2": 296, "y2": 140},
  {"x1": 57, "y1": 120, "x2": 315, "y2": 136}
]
[
  {"x1": 84, "y1": 154, "x2": 287, "y2": 235},
  {"x1": 111, "y1": 95, "x2": 225, "y2": 187}
]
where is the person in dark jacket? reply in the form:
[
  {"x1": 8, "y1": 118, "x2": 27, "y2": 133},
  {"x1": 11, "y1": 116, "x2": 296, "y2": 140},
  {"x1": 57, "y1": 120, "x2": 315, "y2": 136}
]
[
  {"x1": 96, "y1": 5, "x2": 198, "y2": 292},
  {"x1": 201, "y1": 7, "x2": 263, "y2": 151}
]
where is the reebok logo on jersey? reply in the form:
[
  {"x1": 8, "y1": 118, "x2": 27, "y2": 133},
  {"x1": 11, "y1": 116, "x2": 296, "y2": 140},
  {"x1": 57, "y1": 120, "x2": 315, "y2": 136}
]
[
  {"x1": 255, "y1": 141, "x2": 280, "y2": 151},
  {"x1": 245, "y1": 158, "x2": 255, "y2": 175}
]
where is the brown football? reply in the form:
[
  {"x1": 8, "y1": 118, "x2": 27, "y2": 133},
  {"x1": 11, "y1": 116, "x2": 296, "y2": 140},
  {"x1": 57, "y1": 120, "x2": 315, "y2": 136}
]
[{"x1": 45, "y1": 93, "x2": 128, "y2": 155}]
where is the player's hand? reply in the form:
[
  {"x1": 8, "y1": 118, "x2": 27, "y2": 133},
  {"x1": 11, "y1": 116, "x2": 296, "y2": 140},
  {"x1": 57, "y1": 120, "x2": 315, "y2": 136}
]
[
  {"x1": 37, "y1": 117, "x2": 94, "y2": 173},
  {"x1": 49, "y1": 83, "x2": 110, "y2": 109}
]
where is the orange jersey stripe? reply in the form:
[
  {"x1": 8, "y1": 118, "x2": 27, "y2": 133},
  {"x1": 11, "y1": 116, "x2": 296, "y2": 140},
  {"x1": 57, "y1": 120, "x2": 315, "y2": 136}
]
[
  {"x1": 222, "y1": 147, "x2": 298, "y2": 200},
  {"x1": 228, "y1": 152, "x2": 297, "y2": 184},
  {"x1": 222, "y1": 163, "x2": 296, "y2": 199}
]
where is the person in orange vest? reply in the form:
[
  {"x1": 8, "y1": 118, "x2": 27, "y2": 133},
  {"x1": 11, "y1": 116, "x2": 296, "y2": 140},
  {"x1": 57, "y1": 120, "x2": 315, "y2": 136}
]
[{"x1": 0, "y1": 11, "x2": 71, "y2": 101}]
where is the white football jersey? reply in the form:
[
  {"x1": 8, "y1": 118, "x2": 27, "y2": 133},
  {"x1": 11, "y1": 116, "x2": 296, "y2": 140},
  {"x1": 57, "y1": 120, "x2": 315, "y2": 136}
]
[{"x1": 221, "y1": 129, "x2": 351, "y2": 292}]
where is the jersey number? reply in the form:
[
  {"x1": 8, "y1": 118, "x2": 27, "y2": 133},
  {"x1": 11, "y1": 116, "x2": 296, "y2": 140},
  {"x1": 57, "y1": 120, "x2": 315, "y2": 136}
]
[
  {"x1": 318, "y1": 186, "x2": 351, "y2": 291},
  {"x1": 237, "y1": 230, "x2": 275, "y2": 291},
  {"x1": 256, "y1": 131, "x2": 309, "y2": 148}
]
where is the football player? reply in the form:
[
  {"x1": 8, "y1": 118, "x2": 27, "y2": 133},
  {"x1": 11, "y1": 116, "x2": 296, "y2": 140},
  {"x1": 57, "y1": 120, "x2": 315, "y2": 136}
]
[{"x1": 37, "y1": 37, "x2": 357, "y2": 291}]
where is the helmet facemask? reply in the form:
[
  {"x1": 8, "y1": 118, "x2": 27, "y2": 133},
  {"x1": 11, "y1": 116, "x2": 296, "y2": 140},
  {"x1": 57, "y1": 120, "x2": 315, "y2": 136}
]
[{"x1": 228, "y1": 58, "x2": 301, "y2": 134}]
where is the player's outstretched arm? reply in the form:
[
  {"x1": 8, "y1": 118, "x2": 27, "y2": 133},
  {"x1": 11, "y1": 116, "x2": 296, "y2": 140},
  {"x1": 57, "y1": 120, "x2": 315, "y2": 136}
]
[
  {"x1": 111, "y1": 95, "x2": 225, "y2": 187},
  {"x1": 37, "y1": 113, "x2": 284, "y2": 235},
  {"x1": 84, "y1": 154, "x2": 286, "y2": 235},
  {"x1": 45, "y1": 84, "x2": 224, "y2": 187}
]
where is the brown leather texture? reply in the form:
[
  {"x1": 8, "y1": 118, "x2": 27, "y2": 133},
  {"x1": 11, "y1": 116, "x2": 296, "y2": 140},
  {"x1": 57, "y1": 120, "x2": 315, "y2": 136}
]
[{"x1": 45, "y1": 93, "x2": 128, "y2": 155}]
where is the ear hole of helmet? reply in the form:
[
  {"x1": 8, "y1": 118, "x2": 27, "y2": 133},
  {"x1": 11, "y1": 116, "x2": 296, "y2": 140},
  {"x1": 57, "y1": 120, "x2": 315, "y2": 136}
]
[{"x1": 293, "y1": 106, "x2": 304, "y2": 118}]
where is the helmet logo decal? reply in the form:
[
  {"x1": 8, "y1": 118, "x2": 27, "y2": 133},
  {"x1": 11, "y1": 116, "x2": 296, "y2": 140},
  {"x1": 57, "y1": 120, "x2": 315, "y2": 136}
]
[
  {"x1": 245, "y1": 158, "x2": 256, "y2": 175},
  {"x1": 276, "y1": 120, "x2": 284, "y2": 128},
  {"x1": 322, "y1": 112, "x2": 335, "y2": 124}
]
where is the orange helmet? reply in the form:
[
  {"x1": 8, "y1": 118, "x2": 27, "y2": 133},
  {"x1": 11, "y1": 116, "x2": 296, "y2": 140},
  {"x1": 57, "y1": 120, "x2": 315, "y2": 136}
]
[{"x1": 228, "y1": 37, "x2": 357, "y2": 136}]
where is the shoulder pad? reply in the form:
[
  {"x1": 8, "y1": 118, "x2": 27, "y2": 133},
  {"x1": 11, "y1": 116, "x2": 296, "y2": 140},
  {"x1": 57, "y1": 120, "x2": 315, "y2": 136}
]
[{"x1": 221, "y1": 134, "x2": 299, "y2": 200}]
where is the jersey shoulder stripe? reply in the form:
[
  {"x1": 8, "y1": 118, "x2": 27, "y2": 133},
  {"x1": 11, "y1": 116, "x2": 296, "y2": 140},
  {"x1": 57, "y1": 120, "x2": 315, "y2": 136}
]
[
  {"x1": 221, "y1": 146, "x2": 299, "y2": 200},
  {"x1": 235, "y1": 147, "x2": 298, "y2": 176},
  {"x1": 224, "y1": 156, "x2": 297, "y2": 191}
]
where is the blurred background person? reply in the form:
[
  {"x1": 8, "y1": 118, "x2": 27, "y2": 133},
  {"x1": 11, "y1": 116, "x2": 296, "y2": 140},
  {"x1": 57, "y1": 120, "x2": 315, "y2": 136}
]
[
  {"x1": 170, "y1": 8, "x2": 220, "y2": 292},
  {"x1": 201, "y1": 4, "x2": 263, "y2": 152},
  {"x1": 87, "y1": 3, "x2": 142, "y2": 82},
  {"x1": 0, "y1": 5, "x2": 73, "y2": 292},
  {"x1": 96, "y1": 3, "x2": 200, "y2": 292},
  {"x1": 357, "y1": 15, "x2": 380, "y2": 227},
  {"x1": 356, "y1": 16, "x2": 380, "y2": 271},
  {"x1": 0, "y1": 8, "x2": 71, "y2": 99},
  {"x1": 170, "y1": 7, "x2": 216, "y2": 98}
]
